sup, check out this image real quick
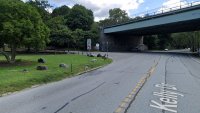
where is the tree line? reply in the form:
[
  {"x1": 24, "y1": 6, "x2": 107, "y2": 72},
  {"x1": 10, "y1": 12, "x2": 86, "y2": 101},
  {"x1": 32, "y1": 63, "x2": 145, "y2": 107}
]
[{"x1": 143, "y1": 32, "x2": 200, "y2": 51}]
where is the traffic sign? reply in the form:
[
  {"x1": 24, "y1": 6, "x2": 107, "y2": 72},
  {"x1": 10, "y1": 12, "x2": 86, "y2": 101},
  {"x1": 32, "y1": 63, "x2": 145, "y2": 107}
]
[{"x1": 87, "y1": 39, "x2": 91, "y2": 50}]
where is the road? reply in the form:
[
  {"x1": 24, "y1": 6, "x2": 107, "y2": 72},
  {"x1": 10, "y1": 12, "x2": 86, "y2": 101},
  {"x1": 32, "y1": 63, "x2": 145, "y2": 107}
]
[{"x1": 0, "y1": 52, "x2": 200, "y2": 113}]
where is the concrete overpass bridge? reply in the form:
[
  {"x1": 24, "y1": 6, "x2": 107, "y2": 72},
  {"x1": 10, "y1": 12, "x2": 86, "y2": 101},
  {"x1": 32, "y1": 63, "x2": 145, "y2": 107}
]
[{"x1": 100, "y1": 1, "x2": 200, "y2": 51}]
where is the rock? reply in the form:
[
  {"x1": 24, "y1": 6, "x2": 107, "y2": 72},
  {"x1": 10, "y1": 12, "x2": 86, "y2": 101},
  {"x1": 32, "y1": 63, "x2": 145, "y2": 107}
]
[
  {"x1": 91, "y1": 59, "x2": 97, "y2": 62},
  {"x1": 102, "y1": 54, "x2": 107, "y2": 60},
  {"x1": 97, "y1": 54, "x2": 102, "y2": 57},
  {"x1": 22, "y1": 69, "x2": 28, "y2": 72},
  {"x1": 89, "y1": 54, "x2": 94, "y2": 57},
  {"x1": 87, "y1": 53, "x2": 94, "y2": 57},
  {"x1": 38, "y1": 58, "x2": 45, "y2": 63},
  {"x1": 84, "y1": 65, "x2": 89, "y2": 71},
  {"x1": 59, "y1": 63, "x2": 69, "y2": 68},
  {"x1": 36, "y1": 66, "x2": 48, "y2": 70}
]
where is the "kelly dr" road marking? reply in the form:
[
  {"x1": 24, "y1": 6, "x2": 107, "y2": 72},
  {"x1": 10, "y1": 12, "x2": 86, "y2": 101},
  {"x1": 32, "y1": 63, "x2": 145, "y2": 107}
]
[{"x1": 150, "y1": 83, "x2": 184, "y2": 113}]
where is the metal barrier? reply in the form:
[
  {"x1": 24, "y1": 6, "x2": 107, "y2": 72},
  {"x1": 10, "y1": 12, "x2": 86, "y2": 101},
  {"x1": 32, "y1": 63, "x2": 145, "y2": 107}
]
[
  {"x1": 104, "y1": 0, "x2": 200, "y2": 28},
  {"x1": 133, "y1": 0, "x2": 200, "y2": 17}
]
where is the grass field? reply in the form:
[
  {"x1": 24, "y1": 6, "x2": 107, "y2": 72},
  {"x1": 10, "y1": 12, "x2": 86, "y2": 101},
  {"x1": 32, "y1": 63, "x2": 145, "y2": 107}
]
[{"x1": 0, "y1": 54, "x2": 112, "y2": 95}]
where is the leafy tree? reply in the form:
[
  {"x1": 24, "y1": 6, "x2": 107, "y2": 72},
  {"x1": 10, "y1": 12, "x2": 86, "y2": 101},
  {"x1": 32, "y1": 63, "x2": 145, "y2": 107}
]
[
  {"x1": 144, "y1": 35, "x2": 159, "y2": 50},
  {"x1": 171, "y1": 32, "x2": 189, "y2": 49},
  {"x1": 50, "y1": 28, "x2": 72, "y2": 47},
  {"x1": 90, "y1": 22, "x2": 100, "y2": 45},
  {"x1": 71, "y1": 29, "x2": 86, "y2": 49},
  {"x1": 170, "y1": 31, "x2": 200, "y2": 51},
  {"x1": 109, "y1": 8, "x2": 129, "y2": 23},
  {"x1": 99, "y1": 19, "x2": 115, "y2": 27},
  {"x1": 71, "y1": 29, "x2": 98, "y2": 50},
  {"x1": 99, "y1": 8, "x2": 129, "y2": 27},
  {"x1": 52, "y1": 5, "x2": 70, "y2": 17},
  {"x1": 27, "y1": 0, "x2": 51, "y2": 9},
  {"x1": 157, "y1": 34, "x2": 172, "y2": 50},
  {"x1": 187, "y1": 31, "x2": 200, "y2": 52},
  {"x1": 47, "y1": 16, "x2": 66, "y2": 31},
  {"x1": 27, "y1": 0, "x2": 51, "y2": 23},
  {"x1": 66, "y1": 4, "x2": 94, "y2": 31},
  {"x1": 47, "y1": 15, "x2": 72, "y2": 48},
  {"x1": 0, "y1": 0, "x2": 50, "y2": 63},
  {"x1": 47, "y1": 16, "x2": 78, "y2": 49}
]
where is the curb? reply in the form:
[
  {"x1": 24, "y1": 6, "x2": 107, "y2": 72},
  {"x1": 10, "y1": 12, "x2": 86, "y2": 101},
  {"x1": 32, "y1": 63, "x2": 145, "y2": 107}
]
[{"x1": 75, "y1": 65, "x2": 104, "y2": 76}]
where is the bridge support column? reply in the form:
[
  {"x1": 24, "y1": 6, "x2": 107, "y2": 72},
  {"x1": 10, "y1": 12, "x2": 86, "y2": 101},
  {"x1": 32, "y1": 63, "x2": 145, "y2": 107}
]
[
  {"x1": 140, "y1": 36, "x2": 144, "y2": 45},
  {"x1": 99, "y1": 29, "x2": 115, "y2": 52},
  {"x1": 137, "y1": 36, "x2": 148, "y2": 51}
]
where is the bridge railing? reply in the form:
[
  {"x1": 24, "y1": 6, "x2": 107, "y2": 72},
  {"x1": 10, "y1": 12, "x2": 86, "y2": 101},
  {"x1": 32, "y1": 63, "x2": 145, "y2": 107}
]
[
  {"x1": 134, "y1": 0, "x2": 200, "y2": 18},
  {"x1": 104, "y1": 0, "x2": 200, "y2": 28}
]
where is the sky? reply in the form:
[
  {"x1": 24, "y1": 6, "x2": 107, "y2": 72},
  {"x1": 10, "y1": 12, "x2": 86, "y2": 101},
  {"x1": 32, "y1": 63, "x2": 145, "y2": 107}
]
[{"x1": 24, "y1": 0, "x2": 199, "y2": 21}]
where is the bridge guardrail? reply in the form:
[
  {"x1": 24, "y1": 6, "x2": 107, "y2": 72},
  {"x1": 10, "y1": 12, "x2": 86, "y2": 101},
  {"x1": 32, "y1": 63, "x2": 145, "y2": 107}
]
[
  {"x1": 135, "y1": 0, "x2": 200, "y2": 17},
  {"x1": 104, "y1": 0, "x2": 200, "y2": 28}
]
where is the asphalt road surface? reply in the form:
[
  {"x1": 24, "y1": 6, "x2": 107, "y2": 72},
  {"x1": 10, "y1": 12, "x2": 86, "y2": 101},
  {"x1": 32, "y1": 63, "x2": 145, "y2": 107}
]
[{"x1": 0, "y1": 52, "x2": 200, "y2": 113}]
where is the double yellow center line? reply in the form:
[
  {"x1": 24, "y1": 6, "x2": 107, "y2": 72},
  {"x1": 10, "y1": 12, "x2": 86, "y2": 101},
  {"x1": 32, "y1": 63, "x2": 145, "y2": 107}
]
[{"x1": 113, "y1": 60, "x2": 159, "y2": 113}]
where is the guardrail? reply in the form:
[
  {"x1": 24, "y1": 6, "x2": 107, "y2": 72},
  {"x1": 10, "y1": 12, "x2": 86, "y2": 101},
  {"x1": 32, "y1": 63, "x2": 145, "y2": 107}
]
[{"x1": 133, "y1": 0, "x2": 200, "y2": 17}]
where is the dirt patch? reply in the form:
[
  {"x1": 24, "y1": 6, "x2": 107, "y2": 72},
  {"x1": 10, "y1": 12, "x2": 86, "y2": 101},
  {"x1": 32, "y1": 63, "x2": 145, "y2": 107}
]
[{"x1": 0, "y1": 60, "x2": 37, "y2": 67}]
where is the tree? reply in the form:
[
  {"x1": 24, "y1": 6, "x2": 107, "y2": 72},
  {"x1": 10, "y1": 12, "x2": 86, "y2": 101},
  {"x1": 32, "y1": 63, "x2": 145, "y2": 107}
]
[
  {"x1": 90, "y1": 22, "x2": 100, "y2": 45},
  {"x1": 50, "y1": 28, "x2": 72, "y2": 47},
  {"x1": 47, "y1": 15, "x2": 72, "y2": 48},
  {"x1": 170, "y1": 31, "x2": 200, "y2": 51},
  {"x1": 47, "y1": 16, "x2": 70, "y2": 47},
  {"x1": 71, "y1": 28, "x2": 98, "y2": 50},
  {"x1": 27, "y1": 0, "x2": 51, "y2": 23},
  {"x1": 47, "y1": 16, "x2": 66, "y2": 31},
  {"x1": 99, "y1": 8, "x2": 129, "y2": 27},
  {"x1": 52, "y1": 5, "x2": 70, "y2": 17},
  {"x1": 109, "y1": 8, "x2": 129, "y2": 24},
  {"x1": 144, "y1": 35, "x2": 159, "y2": 50},
  {"x1": 99, "y1": 19, "x2": 115, "y2": 27},
  {"x1": 157, "y1": 34, "x2": 172, "y2": 50},
  {"x1": 0, "y1": 0, "x2": 50, "y2": 63},
  {"x1": 66, "y1": 4, "x2": 94, "y2": 31},
  {"x1": 27, "y1": 0, "x2": 51, "y2": 9},
  {"x1": 72, "y1": 29, "x2": 86, "y2": 49},
  {"x1": 171, "y1": 32, "x2": 189, "y2": 49}
]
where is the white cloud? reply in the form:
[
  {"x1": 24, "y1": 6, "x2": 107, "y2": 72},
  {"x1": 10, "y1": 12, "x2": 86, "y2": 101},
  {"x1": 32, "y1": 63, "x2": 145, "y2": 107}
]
[
  {"x1": 46, "y1": 7, "x2": 53, "y2": 13},
  {"x1": 50, "y1": 0, "x2": 144, "y2": 21}
]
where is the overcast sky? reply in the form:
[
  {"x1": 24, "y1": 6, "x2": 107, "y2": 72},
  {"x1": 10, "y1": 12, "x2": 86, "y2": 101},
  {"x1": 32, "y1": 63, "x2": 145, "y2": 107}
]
[{"x1": 25, "y1": 0, "x2": 198, "y2": 21}]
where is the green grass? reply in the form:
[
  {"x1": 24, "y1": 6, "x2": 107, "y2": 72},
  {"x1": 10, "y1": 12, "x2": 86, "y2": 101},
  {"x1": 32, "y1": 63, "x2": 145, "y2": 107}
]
[{"x1": 0, "y1": 54, "x2": 112, "y2": 95}]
